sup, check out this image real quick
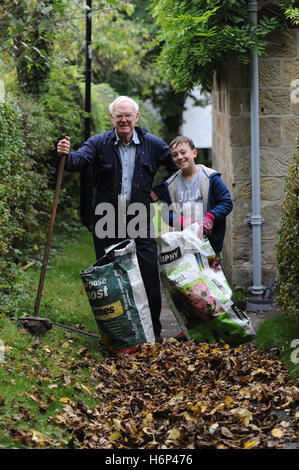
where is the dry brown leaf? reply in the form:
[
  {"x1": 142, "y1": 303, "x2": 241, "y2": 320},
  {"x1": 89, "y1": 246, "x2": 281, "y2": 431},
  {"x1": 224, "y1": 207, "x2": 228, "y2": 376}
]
[
  {"x1": 43, "y1": 340, "x2": 298, "y2": 450},
  {"x1": 243, "y1": 438, "x2": 260, "y2": 449},
  {"x1": 271, "y1": 428, "x2": 284, "y2": 438}
]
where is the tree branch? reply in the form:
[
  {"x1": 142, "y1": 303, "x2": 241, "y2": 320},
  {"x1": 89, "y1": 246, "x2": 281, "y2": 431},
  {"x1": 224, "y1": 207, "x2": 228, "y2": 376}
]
[{"x1": 0, "y1": 6, "x2": 118, "y2": 49}]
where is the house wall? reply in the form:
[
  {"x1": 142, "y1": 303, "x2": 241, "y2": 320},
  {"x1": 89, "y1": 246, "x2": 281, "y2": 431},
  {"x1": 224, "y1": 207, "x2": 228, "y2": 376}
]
[{"x1": 212, "y1": 29, "x2": 299, "y2": 288}]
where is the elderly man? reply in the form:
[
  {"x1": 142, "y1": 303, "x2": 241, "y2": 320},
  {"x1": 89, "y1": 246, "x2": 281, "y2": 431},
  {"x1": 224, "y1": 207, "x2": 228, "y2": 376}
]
[{"x1": 57, "y1": 95, "x2": 176, "y2": 340}]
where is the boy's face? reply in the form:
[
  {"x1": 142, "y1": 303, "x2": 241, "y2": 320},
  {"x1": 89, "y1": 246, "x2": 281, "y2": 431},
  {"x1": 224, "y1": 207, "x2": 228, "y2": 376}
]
[{"x1": 170, "y1": 142, "x2": 197, "y2": 172}]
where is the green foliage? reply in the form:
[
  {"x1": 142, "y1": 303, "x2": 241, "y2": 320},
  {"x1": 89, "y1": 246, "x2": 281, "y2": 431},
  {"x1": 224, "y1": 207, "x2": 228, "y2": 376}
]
[
  {"x1": 40, "y1": 62, "x2": 85, "y2": 148},
  {"x1": 8, "y1": 227, "x2": 96, "y2": 326},
  {"x1": 0, "y1": 99, "x2": 49, "y2": 314},
  {"x1": 39, "y1": 62, "x2": 86, "y2": 224},
  {"x1": 89, "y1": 83, "x2": 117, "y2": 134},
  {"x1": 284, "y1": 6, "x2": 299, "y2": 24},
  {"x1": 1, "y1": 0, "x2": 175, "y2": 137},
  {"x1": 0, "y1": 100, "x2": 47, "y2": 261},
  {"x1": 138, "y1": 100, "x2": 164, "y2": 138},
  {"x1": 0, "y1": 0, "x2": 69, "y2": 94},
  {"x1": 0, "y1": 63, "x2": 85, "y2": 295},
  {"x1": 0, "y1": 100, "x2": 25, "y2": 261},
  {"x1": 1, "y1": 1, "x2": 153, "y2": 97},
  {"x1": 231, "y1": 286, "x2": 246, "y2": 311},
  {"x1": 0, "y1": 98, "x2": 56, "y2": 297},
  {"x1": 0, "y1": 316, "x2": 103, "y2": 448},
  {"x1": 275, "y1": 146, "x2": 299, "y2": 318},
  {"x1": 86, "y1": 1, "x2": 161, "y2": 98},
  {"x1": 255, "y1": 314, "x2": 299, "y2": 378},
  {"x1": 150, "y1": 86, "x2": 186, "y2": 141},
  {"x1": 150, "y1": 0, "x2": 296, "y2": 91}
]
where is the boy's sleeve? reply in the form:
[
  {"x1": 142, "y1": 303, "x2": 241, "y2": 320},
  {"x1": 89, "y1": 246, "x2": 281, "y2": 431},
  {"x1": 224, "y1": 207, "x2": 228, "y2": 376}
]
[
  {"x1": 208, "y1": 175, "x2": 233, "y2": 219},
  {"x1": 159, "y1": 183, "x2": 180, "y2": 228}
]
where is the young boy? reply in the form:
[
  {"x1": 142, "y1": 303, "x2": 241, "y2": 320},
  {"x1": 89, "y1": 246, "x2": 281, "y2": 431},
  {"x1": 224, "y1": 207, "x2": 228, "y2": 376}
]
[{"x1": 161, "y1": 136, "x2": 233, "y2": 259}]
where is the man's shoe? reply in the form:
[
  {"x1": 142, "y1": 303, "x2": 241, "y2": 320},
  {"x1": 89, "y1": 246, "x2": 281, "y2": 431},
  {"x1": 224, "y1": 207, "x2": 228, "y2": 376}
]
[{"x1": 155, "y1": 334, "x2": 163, "y2": 344}]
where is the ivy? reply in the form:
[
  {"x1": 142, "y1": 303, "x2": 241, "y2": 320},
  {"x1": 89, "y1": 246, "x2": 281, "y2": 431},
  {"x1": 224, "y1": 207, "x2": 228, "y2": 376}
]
[
  {"x1": 275, "y1": 144, "x2": 299, "y2": 318},
  {"x1": 150, "y1": 0, "x2": 296, "y2": 92}
]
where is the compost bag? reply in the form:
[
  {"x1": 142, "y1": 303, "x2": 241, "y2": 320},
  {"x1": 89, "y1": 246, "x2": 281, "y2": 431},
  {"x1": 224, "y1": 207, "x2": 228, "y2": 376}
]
[
  {"x1": 158, "y1": 223, "x2": 255, "y2": 345},
  {"x1": 80, "y1": 239, "x2": 155, "y2": 354}
]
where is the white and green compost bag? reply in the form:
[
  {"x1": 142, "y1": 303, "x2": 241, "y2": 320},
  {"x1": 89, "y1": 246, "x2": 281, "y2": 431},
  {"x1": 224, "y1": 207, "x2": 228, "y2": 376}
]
[
  {"x1": 81, "y1": 239, "x2": 155, "y2": 354},
  {"x1": 158, "y1": 223, "x2": 255, "y2": 346}
]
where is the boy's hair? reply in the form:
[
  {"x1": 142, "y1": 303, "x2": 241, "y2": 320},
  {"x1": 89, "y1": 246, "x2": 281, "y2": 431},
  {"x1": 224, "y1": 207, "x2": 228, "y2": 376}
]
[{"x1": 169, "y1": 136, "x2": 195, "y2": 151}]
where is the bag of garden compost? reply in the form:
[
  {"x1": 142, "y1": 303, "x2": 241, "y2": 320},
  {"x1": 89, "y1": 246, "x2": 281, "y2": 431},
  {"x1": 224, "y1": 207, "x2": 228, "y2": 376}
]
[
  {"x1": 80, "y1": 239, "x2": 155, "y2": 354},
  {"x1": 158, "y1": 223, "x2": 255, "y2": 346}
]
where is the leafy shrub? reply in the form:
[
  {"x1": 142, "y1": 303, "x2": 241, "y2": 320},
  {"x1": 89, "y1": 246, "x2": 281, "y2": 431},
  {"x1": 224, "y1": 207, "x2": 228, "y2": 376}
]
[
  {"x1": 0, "y1": 99, "x2": 48, "y2": 310},
  {"x1": 275, "y1": 145, "x2": 299, "y2": 318},
  {"x1": 40, "y1": 63, "x2": 85, "y2": 149},
  {"x1": 4, "y1": 62, "x2": 86, "y2": 230},
  {"x1": 0, "y1": 77, "x2": 84, "y2": 303},
  {"x1": 39, "y1": 63, "x2": 86, "y2": 222},
  {"x1": 0, "y1": 100, "x2": 30, "y2": 262},
  {"x1": 11, "y1": 96, "x2": 56, "y2": 245},
  {"x1": 150, "y1": 0, "x2": 296, "y2": 92}
]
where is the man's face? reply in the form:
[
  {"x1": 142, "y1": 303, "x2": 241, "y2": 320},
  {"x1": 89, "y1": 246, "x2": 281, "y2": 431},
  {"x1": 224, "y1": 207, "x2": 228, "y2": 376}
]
[
  {"x1": 111, "y1": 101, "x2": 139, "y2": 143},
  {"x1": 170, "y1": 142, "x2": 197, "y2": 171}
]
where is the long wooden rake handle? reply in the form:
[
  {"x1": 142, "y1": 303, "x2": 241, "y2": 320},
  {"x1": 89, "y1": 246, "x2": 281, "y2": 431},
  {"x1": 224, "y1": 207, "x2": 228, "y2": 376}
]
[{"x1": 33, "y1": 154, "x2": 66, "y2": 317}]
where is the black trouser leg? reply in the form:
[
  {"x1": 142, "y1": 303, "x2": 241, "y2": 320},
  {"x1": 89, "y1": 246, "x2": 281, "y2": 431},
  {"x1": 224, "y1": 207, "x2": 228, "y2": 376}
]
[{"x1": 137, "y1": 255, "x2": 162, "y2": 338}]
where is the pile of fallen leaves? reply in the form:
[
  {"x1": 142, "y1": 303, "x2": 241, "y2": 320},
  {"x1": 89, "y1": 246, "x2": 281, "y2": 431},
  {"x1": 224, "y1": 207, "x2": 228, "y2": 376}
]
[{"x1": 50, "y1": 339, "x2": 299, "y2": 449}]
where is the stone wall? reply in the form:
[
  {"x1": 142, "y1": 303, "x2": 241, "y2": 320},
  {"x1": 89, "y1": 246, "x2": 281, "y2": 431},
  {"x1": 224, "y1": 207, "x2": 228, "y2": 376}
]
[{"x1": 212, "y1": 29, "x2": 299, "y2": 289}]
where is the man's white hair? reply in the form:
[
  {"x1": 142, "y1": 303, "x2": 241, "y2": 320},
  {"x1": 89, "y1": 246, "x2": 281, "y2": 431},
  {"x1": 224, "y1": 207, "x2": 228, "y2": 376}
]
[{"x1": 109, "y1": 96, "x2": 139, "y2": 114}]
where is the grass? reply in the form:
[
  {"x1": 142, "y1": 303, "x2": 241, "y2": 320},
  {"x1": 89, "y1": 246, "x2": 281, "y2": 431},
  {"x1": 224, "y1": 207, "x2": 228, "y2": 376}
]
[
  {"x1": 17, "y1": 227, "x2": 98, "y2": 330},
  {"x1": 254, "y1": 313, "x2": 299, "y2": 379},
  {"x1": 0, "y1": 226, "x2": 104, "y2": 448}
]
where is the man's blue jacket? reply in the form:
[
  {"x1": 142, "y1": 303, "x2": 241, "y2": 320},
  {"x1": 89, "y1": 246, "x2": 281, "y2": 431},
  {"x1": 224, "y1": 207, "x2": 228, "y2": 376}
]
[{"x1": 64, "y1": 126, "x2": 176, "y2": 262}]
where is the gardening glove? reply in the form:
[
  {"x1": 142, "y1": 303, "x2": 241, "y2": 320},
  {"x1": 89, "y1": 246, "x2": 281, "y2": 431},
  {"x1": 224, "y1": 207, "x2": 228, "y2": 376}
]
[
  {"x1": 180, "y1": 216, "x2": 204, "y2": 239},
  {"x1": 180, "y1": 216, "x2": 195, "y2": 229},
  {"x1": 202, "y1": 212, "x2": 215, "y2": 237}
]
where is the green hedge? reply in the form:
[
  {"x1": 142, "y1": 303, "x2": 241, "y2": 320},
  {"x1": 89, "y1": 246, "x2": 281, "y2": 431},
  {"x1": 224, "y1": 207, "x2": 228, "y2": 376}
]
[
  {"x1": 0, "y1": 99, "x2": 53, "y2": 281},
  {"x1": 0, "y1": 100, "x2": 25, "y2": 263},
  {"x1": 275, "y1": 144, "x2": 299, "y2": 318},
  {"x1": 0, "y1": 72, "x2": 84, "y2": 286}
]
